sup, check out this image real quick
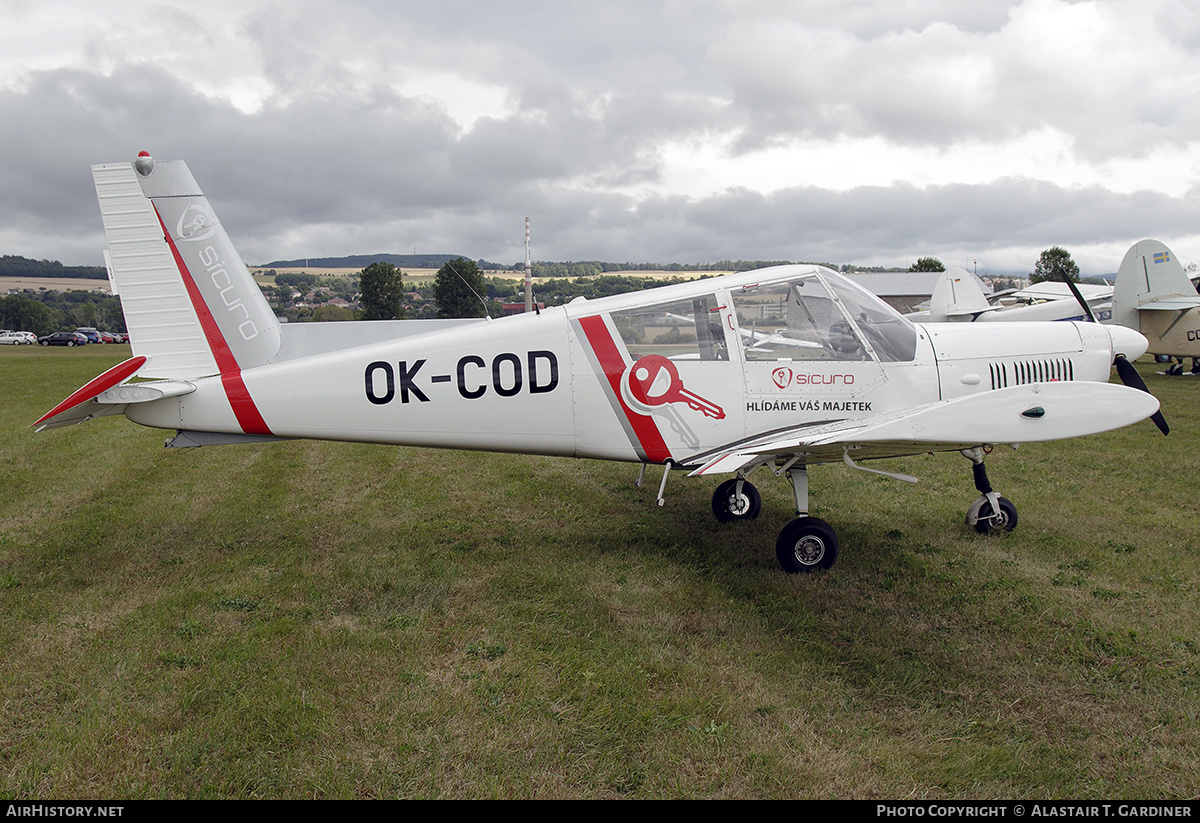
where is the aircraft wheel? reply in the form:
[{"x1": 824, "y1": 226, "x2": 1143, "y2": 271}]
[
  {"x1": 776, "y1": 517, "x2": 838, "y2": 573},
  {"x1": 712, "y1": 479, "x2": 761, "y2": 522},
  {"x1": 968, "y1": 496, "x2": 1018, "y2": 534}
]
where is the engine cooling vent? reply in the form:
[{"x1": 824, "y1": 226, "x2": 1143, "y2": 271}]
[{"x1": 989, "y1": 358, "x2": 1074, "y2": 390}]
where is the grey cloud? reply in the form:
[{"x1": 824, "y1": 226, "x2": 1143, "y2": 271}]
[{"x1": 4, "y1": 1, "x2": 1200, "y2": 275}]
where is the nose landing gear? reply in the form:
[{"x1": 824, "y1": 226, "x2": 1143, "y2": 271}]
[{"x1": 962, "y1": 447, "x2": 1018, "y2": 534}]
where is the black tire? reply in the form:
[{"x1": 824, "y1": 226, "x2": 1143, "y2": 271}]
[
  {"x1": 711, "y1": 478, "x2": 762, "y2": 522},
  {"x1": 40, "y1": 341, "x2": 47, "y2": 346},
  {"x1": 776, "y1": 517, "x2": 839, "y2": 573},
  {"x1": 972, "y1": 496, "x2": 1018, "y2": 534}
]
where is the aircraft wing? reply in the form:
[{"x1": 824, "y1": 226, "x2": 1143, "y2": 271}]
[{"x1": 686, "y1": 381, "x2": 1159, "y2": 476}]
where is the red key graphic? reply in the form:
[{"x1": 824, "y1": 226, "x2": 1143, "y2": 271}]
[{"x1": 626, "y1": 355, "x2": 725, "y2": 420}]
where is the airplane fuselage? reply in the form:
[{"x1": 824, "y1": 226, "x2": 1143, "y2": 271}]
[
  {"x1": 124, "y1": 267, "x2": 1132, "y2": 466},
  {"x1": 1138, "y1": 308, "x2": 1200, "y2": 357}
]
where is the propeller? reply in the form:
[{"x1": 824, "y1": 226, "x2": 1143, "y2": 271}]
[
  {"x1": 1114, "y1": 354, "x2": 1170, "y2": 435},
  {"x1": 1061, "y1": 273, "x2": 1169, "y2": 435},
  {"x1": 1062, "y1": 276, "x2": 1097, "y2": 323}
]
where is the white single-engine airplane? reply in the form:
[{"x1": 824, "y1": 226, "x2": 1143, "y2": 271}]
[
  {"x1": 912, "y1": 268, "x2": 1112, "y2": 324},
  {"x1": 33, "y1": 154, "x2": 1168, "y2": 573}
]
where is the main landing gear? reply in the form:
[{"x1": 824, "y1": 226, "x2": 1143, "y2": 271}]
[
  {"x1": 774, "y1": 466, "x2": 839, "y2": 572},
  {"x1": 1162, "y1": 356, "x2": 1200, "y2": 376},
  {"x1": 696, "y1": 447, "x2": 1019, "y2": 574},
  {"x1": 707, "y1": 464, "x2": 839, "y2": 573}
]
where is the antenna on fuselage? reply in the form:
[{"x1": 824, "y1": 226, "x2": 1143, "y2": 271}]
[{"x1": 440, "y1": 257, "x2": 492, "y2": 319}]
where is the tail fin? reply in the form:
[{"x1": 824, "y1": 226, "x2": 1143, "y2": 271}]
[
  {"x1": 927, "y1": 268, "x2": 997, "y2": 322},
  {"x1": 1112, "y1": 239, "x2": 1200, "y2": 331},
  {"x1": 92, "y1": 153, "x2": 280, "y2": 378}
]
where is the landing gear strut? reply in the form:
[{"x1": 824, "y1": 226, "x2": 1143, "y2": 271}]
[
  {"x1": 775, "y1": 466, "x2": 838, "y2": 573},
  {"x1": 962, "y1": 447, "x2": 1018, "y2": 534}
]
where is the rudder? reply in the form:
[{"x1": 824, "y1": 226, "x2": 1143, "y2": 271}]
[
  {"x1": 93, "y1": 154, "x2": 281, "y2": 379},
  {"x1": 1112, "y1": 239, "x2": 1196, "y2": 331}
]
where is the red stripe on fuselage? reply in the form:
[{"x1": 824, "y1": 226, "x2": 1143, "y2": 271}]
[
  {"x1": 576, "y1": 314, "x2": 671, "y2": 463},
  {"x1": 154, "y1": 207, "x2": 273, "y2": 436}
]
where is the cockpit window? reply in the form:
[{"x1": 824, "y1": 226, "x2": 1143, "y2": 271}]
[
  {"x1": 610, "y1": 294, "x2": 729, "y2": 361},
  {"x1": 823, "y1": 273, "x2": 918, "y2": 362},
  {"x1": 731, "y1": 271, "x2": 917, "y2": 362}
]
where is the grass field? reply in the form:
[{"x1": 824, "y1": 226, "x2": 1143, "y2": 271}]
[{"x1": 1, "y1": 346, "x2": 1198, "y2": 799}]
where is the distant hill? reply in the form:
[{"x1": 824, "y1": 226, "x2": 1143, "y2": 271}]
[
  {"x1": 260, "y1": 254, "x2": 474, "y2": 269},
  {"x1": 0, "y1": 255, "x2": 106, "y2": 280},
  {"x1": 258, "y1": 255, "x2": 816, "y2": 275}
]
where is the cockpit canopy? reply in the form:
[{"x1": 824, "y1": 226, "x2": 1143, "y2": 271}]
[
  {"x1": 731, "y1": 269, "x2": 918, "y2": 363},
  {"x1": 606, "y1": 267, "x2": 918, "y2": 364}
]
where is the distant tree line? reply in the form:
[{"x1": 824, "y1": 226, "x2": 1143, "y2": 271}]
[
  {"x1": 1, "y1": 248, "x2": 1092, "y2": 329},
  {"x1": 482, "y1": 259, "x2": 815, "y2": 278},
  {"x1": 262, "y1": 254, "x2": 473, "y2": 270},
  {"x1": 0, "y1": 291, "x2": 124, "y2": 336},
  {"x1": 1, "y1": 255, "x2": 107, "y2": 280}
]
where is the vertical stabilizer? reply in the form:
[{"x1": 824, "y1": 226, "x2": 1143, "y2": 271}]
[
  {"x1": 1112, "y1": 239, "x2": 1197, "y2": 331},
  {"x1": 92, "y1": 156, "x2": 281, "y2": 379},
  {"x1": 928, "y1": 267, "x2": 995, "y2": 322}
]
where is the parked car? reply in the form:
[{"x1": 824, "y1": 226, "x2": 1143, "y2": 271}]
[
  {"x1": 74, "y1": 327, "x2": 101, "y2": 344},
  {"x1": 98, "y1": 331, "x2": 116, "y2": 344},
  {"x1": 0, "y1": 331, "x2": 35, "y2": 345},
  {"x1": 38, "y1": 332, "x2": 88, "y2": 347}
]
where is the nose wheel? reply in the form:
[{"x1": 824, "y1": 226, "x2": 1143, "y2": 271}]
[
  {"x1": 966, "y1": 494, "x2": 1018, "y2": 533},
  {"x1": 961, "y1": 448, "x2": 1018, "y2": 534},
  {"x1": 711, "y1": 478, "x2": 762, "y2": 522}
]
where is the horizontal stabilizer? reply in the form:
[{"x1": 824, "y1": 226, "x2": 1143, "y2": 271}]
[
  {"x1": 1124, "y1": 297, "x2": 1200, "y2": 312},
  {"x1": 32, "y1": 359, "x2": 198, "y2": 432},
  {"x1": 32, "y1": 357, "x2": 147, "y2": 431}
]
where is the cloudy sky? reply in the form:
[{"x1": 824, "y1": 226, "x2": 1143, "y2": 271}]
[{"x1": 4, "y1": 0, "x2": 1200, "y2": 275}]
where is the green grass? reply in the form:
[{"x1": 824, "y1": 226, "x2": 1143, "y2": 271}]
[{"x1": 1, "y1": 345, "x2": 1198, "y2": 798}]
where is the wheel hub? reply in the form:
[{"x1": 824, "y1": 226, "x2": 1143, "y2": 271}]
[{"x1": 792, "y1": 535, "x2": 826, "y2": 565}]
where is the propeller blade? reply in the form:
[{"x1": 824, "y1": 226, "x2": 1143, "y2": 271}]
[
  {"x1": 1115, "y1": 355, "x2": 1169, "y2": 435},
  {"x1": 1063, "y1": 276, "x2": 1097, "y2": 323}
]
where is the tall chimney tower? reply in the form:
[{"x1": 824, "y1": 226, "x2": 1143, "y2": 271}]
[{"x1": 524, "y1": 217, "x2": 533, "y2": 313}]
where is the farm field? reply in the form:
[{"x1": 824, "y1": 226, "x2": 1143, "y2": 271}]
[
  {"x1": 0, "y1": 277, "x2": 110, "y2": 294},
  {"x1": 1, "y1": 345, "x2": 1198, "y2": 798}
]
